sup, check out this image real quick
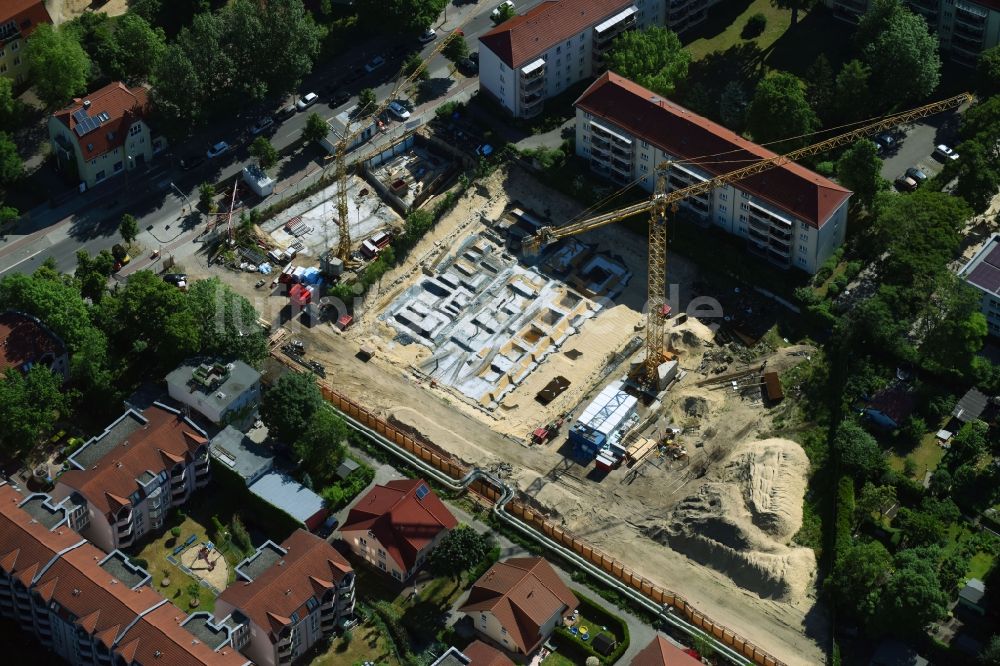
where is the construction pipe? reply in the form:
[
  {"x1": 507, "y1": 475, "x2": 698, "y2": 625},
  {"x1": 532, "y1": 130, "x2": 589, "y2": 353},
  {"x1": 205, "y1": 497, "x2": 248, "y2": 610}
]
[{"x1": 326, "y1": 404, "x2": 753, "y2": 666}]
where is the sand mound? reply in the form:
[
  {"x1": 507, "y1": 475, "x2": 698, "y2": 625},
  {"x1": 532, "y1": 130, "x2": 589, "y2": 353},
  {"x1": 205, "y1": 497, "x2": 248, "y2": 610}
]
[
  {"x1": 655, "y1": 438, "x2": 815, "y2": 601},
  {"x1": 683, "y1": 396, "x2": 709, "y2": 418}
]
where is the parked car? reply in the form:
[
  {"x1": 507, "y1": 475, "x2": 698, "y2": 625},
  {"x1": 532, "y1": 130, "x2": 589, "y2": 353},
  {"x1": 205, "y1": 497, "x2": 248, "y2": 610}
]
[
  {"x1": 296, "y1": 92, "x2": 318, "y2": 110},
  {"x1": 162, "y1": 274, "x2": 187, "y2": 285},
  {"x1": 179, "y1": 155, "x2": 205, "y2": 171},
  {"x1": 388, "y1": 101, "x2": 411, "y2": 120},
  {"x1": 491, "y1": 0, "x2": 514, "y2": 18},
  {"x1": 933, "y1": 144, "x2": 960, "y2": 161},
  {"x1": 250, "y1": 116, "x2": 274, "y2": 136},
  {"x1": 206, "y1": 141, "x2": 230, "y2": 158},
  {"x1": 874, "y1": 132, "x2": 895, "y2": 153},
  {"x1": 329, "y1": 90, "x2": 351, "y2": 108},
  {"x1": 364, "y1": 56, "x2": 386, "y2": 73},
  {"x1": 469, "y1": 51, "x2": 479, "y2": 64},
  {"x1": 895, "y1": 175, "x2": 918, "y2": 192},
  {"x1": 419, "y1": 28, "x2": 437, "y2": 44},
  {"x1": 905, "y1": 167, "x2": 928, "y2": 184},
  {"x1": 277, "y1": 104, "x2": 296, "y2": 120},
  {"x1": 457, "y1": 57, "x2": 478, "y2": 75}
]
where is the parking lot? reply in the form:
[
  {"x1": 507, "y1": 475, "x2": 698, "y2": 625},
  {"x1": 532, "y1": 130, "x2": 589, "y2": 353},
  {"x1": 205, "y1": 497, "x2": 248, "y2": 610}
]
[{"x1": 878, "y1": 108, "x2": 963, "y2": 189}]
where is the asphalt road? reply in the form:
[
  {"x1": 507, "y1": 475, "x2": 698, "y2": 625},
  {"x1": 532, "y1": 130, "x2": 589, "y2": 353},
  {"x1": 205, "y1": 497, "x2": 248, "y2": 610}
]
[
  {"x1": 879, "y1": 107, "x2": 963, "y2": 186},
  {"x1": 0, "y1": 0, "x2": 547, "y2": 276}
]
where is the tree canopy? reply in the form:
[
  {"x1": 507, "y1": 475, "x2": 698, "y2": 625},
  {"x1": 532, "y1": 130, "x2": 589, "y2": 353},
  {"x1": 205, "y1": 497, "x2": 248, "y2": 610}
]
[
  {"x1": 836, "y1": 140, "x2": 886, "y2": 209},
  {"x1": 302, "y1": 112, "x2": 329, "y2": 144},
  {"x1": 833, "y1": 420, "x2": 886, "y2": 480},
  {"x1": 770, "y1": 0, "x2": 817, "y2": 25},
  {"x1": 746, "y1": 72, "x2": 818, "y2": 152},
  {"x1": 827, "y1": 539, "x2": 892, "y2": 625},
  {"x1": 0, "y1": 366, "x2": 71, "y2": 459},
  {"x1": 119, "y1": 213, "x2": 140, "y2": 244},
  {"x1": 107, "y1": 13, "x2": 166, "y2": 83},
  {"x1": 185, "y1": 278, "x2": 268, "y2": 365},
  {"x1": 261, "y1": 371, "x2": 325, "y2": 444},
  {"x1": 293, "y1": 408, "x2": 348, "y2": 484},
  {"x1": 443, "y1": 35, "x2": 469, "y2": 63},
  {"x1": 26, "y1": 24, "x2": 91, "y2": 108},
  {"x1": 858, "y1": 0, "x2": 941, "y2": 107},
  {"x1": 357, "y1": 0, "x2": 447, "y2": 33},
  {"x1": 0, "y1": 133, "x2": 23, "y2": 189},
  {"x1": 250, "y1": 137, "x2": 278, "y2": 170},
  {"x1": 977, "y1": 45, "x2": 1000, "y2": 97},
  {"x1": 427, "y1": 526, "x2": 493, "y2": 580},
  {"x1": 607, "y1": 27, "x2": 690, "y2": 97}
]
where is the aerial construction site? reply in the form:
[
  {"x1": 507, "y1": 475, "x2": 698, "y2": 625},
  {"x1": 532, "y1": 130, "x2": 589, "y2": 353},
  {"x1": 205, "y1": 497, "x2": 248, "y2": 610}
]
[{"x1": 194, "y1": 159, "x2": 825, "y2": 666}]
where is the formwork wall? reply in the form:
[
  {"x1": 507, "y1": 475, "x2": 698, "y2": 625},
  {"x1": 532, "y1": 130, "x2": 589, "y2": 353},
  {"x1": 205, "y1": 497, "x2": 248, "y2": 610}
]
[{"x1": 307, "y1": 371, "x2": 785, "y2": 666}]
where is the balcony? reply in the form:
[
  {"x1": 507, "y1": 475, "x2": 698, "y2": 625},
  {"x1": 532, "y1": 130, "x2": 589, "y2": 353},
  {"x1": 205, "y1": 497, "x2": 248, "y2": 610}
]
[
  {"x1": 521, "y1": 95, "x2": 544, "y2": 118},
  {"x1": 769, "y1": 237, "x2": 791, "y2": 254}
]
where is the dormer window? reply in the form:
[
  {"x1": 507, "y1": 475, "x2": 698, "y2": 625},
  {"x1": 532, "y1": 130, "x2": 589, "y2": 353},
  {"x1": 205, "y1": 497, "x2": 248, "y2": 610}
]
[{"x1": 86, "y1": 143, "x2": 93, "y2": 152}]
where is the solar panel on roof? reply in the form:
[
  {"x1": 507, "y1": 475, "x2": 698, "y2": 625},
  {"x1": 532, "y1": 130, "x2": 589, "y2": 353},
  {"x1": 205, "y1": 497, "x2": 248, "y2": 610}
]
[
  {"x1": 415, "y1": 484, "x2": 429, "y2": 500},
  {"x1": 73, "y1": 109, "x2": 89, "y2": 123},
  {"x1": 967, "y1": 263, "x2": 1000, "y2": 295},
  {"x1": 983, "y1": 244, "x2": 1000, "y2": 270}
]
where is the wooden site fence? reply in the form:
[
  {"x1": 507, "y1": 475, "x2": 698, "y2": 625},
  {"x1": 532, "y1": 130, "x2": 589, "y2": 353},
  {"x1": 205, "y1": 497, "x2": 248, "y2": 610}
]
[{"x1": 314, "y1": 378, "x2": 785, "y2": 666}]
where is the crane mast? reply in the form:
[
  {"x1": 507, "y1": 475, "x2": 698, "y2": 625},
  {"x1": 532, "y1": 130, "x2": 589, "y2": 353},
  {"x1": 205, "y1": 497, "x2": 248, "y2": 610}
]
[{"x1": 524, "y1": 92, "x2": 973, "y2": 387}]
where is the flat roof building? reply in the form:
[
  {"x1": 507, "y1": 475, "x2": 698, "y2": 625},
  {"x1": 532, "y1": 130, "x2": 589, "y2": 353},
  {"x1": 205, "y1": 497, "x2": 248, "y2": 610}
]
[
  {"x1": 958, "y1": 234, "x2": 1000, "y2": 337},
  {"x1": 166, "y1": 359, "x2": 262, "y2": 426}
]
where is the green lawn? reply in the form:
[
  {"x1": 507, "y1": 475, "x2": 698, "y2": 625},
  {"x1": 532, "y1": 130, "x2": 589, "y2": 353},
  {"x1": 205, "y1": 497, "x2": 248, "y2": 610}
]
[
  {"x1": 888, "y1": 432, "x2": 946, "y2": 481},
  {"x1": 968, "y1": 552, "x2": 995, "y2": 581},
  {"x1": 683, "y1": 0, "x2": 795, "y2": 62},
  {"x1": 133, "y1": 516, "x2": 220, "y2": 612},
  {"x1": 541, "y1": 652, "x2": 577, "y2": 666},
  {"x1": 312, "y1": 618, "x2": 402, "y2": 666}
]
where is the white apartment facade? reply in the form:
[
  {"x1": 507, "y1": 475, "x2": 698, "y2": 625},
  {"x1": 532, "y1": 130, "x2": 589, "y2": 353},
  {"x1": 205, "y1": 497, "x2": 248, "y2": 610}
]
[
  {"x1": 826, "y1": 0, "x2": 1000, "y2": 67},
  {"x1": 574, "y1": 73, "x2": 851, "y2": 274},
  {"x1": 957, "y1": 234, "x2": 1000, "y2": 336},
  {"x1": 479, "y1": 0, "x2": 720, "y2": 118}
]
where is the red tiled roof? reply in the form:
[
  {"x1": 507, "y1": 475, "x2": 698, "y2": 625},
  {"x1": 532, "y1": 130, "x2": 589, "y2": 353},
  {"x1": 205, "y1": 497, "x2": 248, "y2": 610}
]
[
  {"x1": 117, "y1": 601, "x2": 249, "y2": 666},
  {"x1": 631, "y1": 635, "x2": 703, "y2": 666},
  {"x1": 479, "y1": 0, "x2": 633, "y2": 69},
  {"x1": 575, "y1": 73, "x2": 852, "y2": 228},
  {"x1": 464, "y1": 639, "x2": 516, "y2": 666},
  {"x1": 1, "y1": 0, "x2": 52, "y2": 40},
  {"x1": 340, "y1": 479, "x2": 458, "y2": 572},
  {"x1": 461, "y1": 557, "x2": 578, "y2": 654},
  {"x1": 53, "y1": 81, "x2": 150, "y2": 160},
  {"x1": 0, "y1": 484, "x2": 81, "y2": 580},
  {"x1": 218, "y1": 529, "x2": 353, "y2": 643},
  {"x1": 58, "y1": 405, "x2": 208, "y2": 518},
  {"x1": 0, "y1": 310, "x2": 65, "y2": 374},
  {"x1": 867, "y1": 388, "x2": 916, "y2": 425}
]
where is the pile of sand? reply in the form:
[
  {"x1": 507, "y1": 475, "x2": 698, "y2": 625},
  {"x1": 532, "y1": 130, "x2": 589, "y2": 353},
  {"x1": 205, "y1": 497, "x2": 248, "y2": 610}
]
[{"x1": 650, "y1": 438, "x2": 815, "y2": 601}]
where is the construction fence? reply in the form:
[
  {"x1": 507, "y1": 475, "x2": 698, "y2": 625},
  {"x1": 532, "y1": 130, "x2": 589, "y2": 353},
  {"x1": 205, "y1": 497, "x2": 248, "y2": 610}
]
[{"x1": 316, "y1": 380, "x2": 785, "y2": 666}]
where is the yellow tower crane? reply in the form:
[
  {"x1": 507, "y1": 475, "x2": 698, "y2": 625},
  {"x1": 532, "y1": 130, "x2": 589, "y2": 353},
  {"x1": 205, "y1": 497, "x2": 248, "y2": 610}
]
[
  {"x1": 328, "y1": 25, "x2": 470, "y2": 263},
  {"x1": 524, "y1": 93, "x2": 973, "y2": 385}
]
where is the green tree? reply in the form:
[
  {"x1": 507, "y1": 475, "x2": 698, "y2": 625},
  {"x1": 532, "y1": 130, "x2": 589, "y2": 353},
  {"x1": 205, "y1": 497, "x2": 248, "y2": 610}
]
[
  {"x1": 427, "y1": 525, "x2": 492, "y2": 580},
  {"x1": 606, "y1": 27, "x2": 690, "y2": 97},
  {"x1": 255, "y1": 0, "x2": 324, "y2": 96},
  {"x1": 771, "y1": 0, "x2": 817, "y2": 25},
  {"x1": 859, "y1": 0, "x2": 941, "y2": 107},
  {"x1": 836, "y1": 140, "x2": 886, "y2": 209},
  {"x1": 832, "y1": 59, "x2": 872, "y2": 123},
  {"x1": 0, "y1": 267, "x2": 103, "y2": 353},
  {"x1": 949, "y1": 420, "x2": 988, "y2": 466},
  {"x1": 26, "y1": 24, "x2": 91, "y2": 108},
  {"x1": 917, "y1": 274, "x2": 987, "y2": 377},
  {"x1": 952, "y1": 139, "x2": 1000, "y2": 214},
  {"x1": 443, "y1": 34, "x2": 469, "y2": 63},
  {"x1": 107, "y1": 13, "x2": 166, "y2": 83},
  {"x1": 249, "y1": 136, "x2": 278, "y2": 170},
  {"x1": 895, "y1": 507, "x2": 945, "y2": 547},
  {"x1": 826, "y1": 539, "x2": 892, "y2": 625},
  {"x1": 302, "y1": 112, "x2": 329, "y2": 144},
  {"x1": 357, "y1": 0, "x2": 447, "y2": 33},
  {"x1": 0, "y1": 366, "x2": 70, "y2": 459},
  {"x1": 198, "y1": 182, "x2": 215, "y2": 212},
  {"x1": 261, "y1": 371, "x2": 324, "y2": 444},
  {"x1": 150, "y1": 44, "x2": 204, "y2": 139},
  {"x1": 293, "y1": 408, "x2": 348, "y2": 483},
  {"x1": 0, "y1": 78, "x2": 19, "y2": 128},
  {"x1": 357, "y1": 87, "x2": 377, "y2": 115},
  {"x1": 878, "y1": 548, "x2": 948, "y2": 636},
  {"x1": 980, "y1": 635, "x2": 1000, "y2": 666},
  {"x1": 978, "y1": 46, "x2": 1000, "y2": 97},
  {"x1": 834, "y1": 420, "x2": 886, "y2": 480},
  {"x1": 0, "y1": 133, "x2": 23, "y2": 188},
  {"x1": 746, "y1": 72, "x2": 818, "y2": 152},
  {"x1": 804, "y1": 54, "x2": 834, "y2": 121},
  {"x1": 74, "y1": 248, "x2": 115, "y2": 303},
  {"x1": 856, "y1": 482, "x2": 897, "y2": 524},
  {"x1": 119, "y1": 213, "x2": 140, "y2": 244},
  {"x1": 402, "y1": 52, "x2": 429, "y2": 81},
  {"x1": 185, "y1": 278, "x2": 268, "y2": 365}
]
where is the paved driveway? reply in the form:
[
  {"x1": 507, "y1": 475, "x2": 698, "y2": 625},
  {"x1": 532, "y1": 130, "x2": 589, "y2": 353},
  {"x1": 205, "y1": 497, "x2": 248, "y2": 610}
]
[{"x1": 879, "y1": 107, "x2": 963, "y2": 185}]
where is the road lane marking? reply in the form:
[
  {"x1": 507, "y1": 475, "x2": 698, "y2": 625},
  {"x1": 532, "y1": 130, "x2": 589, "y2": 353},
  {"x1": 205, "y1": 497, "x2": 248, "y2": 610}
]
[{"x1": 0, "y1": 248, "x2": 46, "y2": 275}]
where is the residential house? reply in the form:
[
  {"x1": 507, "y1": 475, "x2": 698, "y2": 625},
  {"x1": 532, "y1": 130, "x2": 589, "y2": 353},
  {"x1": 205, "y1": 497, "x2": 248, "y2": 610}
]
[
  {"x1": 825, "y1": 0, "x2": 1000, "y2": 67},
  {"x1": 210, "y1": 425, "x2": 329, "y2": 531},
  {"x1": 0, "y1": 310, "x2": 69, "y2": 379},
  {"x1": 952, "y1": 388, "x2": 989, "y2": 425},
  {"x1": 958, "y1": 578, "x2": 987, "y2": 615},
  {"x1": 431, "y1": 641, "x2": 515, "y2": 666},
  {"x1": 48, "y1": 81, "x2": 166, "y2": 191},
  {"x1": 958, "y1": 235, "x2": 1000, "y2": 337},
  {"x1": 478, "y1": 0, "x2": 722, "y2": 118},
  {"x1": 215, "y1": 529, "x2": 356, "y2": 666},
  {"x1": 864, "y1": 387, "x2": 917, "y2": 429},
  {"x1": 0, "y1": 0, "x2": 52, "y2": 84},
  {"x1": 340, "y1": 478, "x2": 458, "y2": 581},
  {"x1": 0, "y1": 480, "x2": 250, "y2": 666},
  {"x1": 574, "y1": 72, "x2": 852, "y2": 274},
  {"x1": 460, "y1": 557, "x2": 579, "y2": 655},
  {"x1": 631, "y1": 635, "x2": 702, "y2": 665},
  {"x1": 51, "y1": 402, "x2": 212, "y2": 552},
  {"x1": 166, "y1": 359, "x2": 262, "y2": 426}
]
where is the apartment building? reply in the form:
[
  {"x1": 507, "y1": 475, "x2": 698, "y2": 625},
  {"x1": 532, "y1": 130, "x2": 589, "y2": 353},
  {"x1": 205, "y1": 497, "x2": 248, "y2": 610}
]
[
  {"x1": 340, "y1": 479, "x2": 457, "y2": 581},
  {"x1": 825, "y1": 0, "x2": 1000, "y2": 66},
  {"x1": 957, "y1": 234, "x2": 1000, "y2": 337},
  {"x1": 0, "y1": 481, "x2": 250, "y2": 666},
  {"x1": 215, "y1": 530, "x2": 356, "y2": 666},
  {"x1": 0, "y1": 0, "x2": 52, "y2": 84},
  {"x1": 52, "y1": 402, "x2": 212, "y2": 553},
  {"x1": 166, "y1": 359, "x2": 262, "y2": 426},
  {"x1": 48, "y1": 81, "x2": 166, "y2": 191},
  {"x1": 574, "y1": 73, "x2": 852, "y2": 274}
]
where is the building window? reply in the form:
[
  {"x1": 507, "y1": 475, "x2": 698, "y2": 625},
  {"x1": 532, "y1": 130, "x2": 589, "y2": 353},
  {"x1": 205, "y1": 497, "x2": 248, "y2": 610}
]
[
  {"x1": 719, "y1": 204, "x2": 727, "y2": 212},
  {"x1": 799, "y1": 245, "x2": 807, "y2": 253},
  {"x1": 740, "y1": 203, "x2": 749, "y2": 211},
  {"x1": 96, "y1": 170, "x2": 106, "y2": 181},
  {"x1": 359, "y1": 537, "x2": 367, "y2": 545},
  {"x1": 641, "y1": 153, "x2": 648, "y2": 161},
  {"x1": 0, "y1": 64, "x2": 6, "y2": 74},
  {"x1": 739, "y1": 214, "x2": 747, "y2": 222},
  {"x1": 392, "y1": 571, "x2": 401, "y2": 580},
  {"x1": 12, "y1": 56, "x2": 20, "y2": 66},
  {"x1": 11, "y1": 41, "x2": 18, "y2": 51},
  {"x1": 640, "y1": 164, "x2": 648, "y2": 173},
  {"x1": 738, "y1": 226, "x2": 745, "y2": 233},
  {"x1": 741, "y1": 191, "x2": 750, "y2": 199},
  {"x1": 378, "y1": 561, "x2": 386, "y2": 571},
  {"x1": 377, "y1": 548, "x2": 385, "y2": 558},
  {"x1": 129, "y1": 124, "x2": 141, "y2": 136},
  {"x1": 641, "y1": 140, "x2": 649, "y2": 148},
  {"x1": 800, "y1": 232, "x2": 808, "y2": 241},
  {"x1": 798, "y1": 257, "x2": 807, "y2": 266},
  {"x1": 719, "y1": 192, "x2": 727, "y2": 200}
]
